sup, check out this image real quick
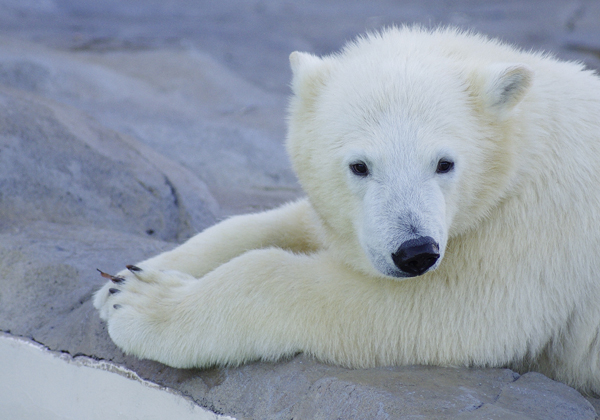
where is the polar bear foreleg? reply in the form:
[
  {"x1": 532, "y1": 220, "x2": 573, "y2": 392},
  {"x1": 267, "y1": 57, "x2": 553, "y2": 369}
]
[
  {"x1": 97, "y1": 197, "x2": 321, "y2": 282},
  {"x1": 137, "y1": 198, "x2": 323, "y2": 278},
  {"x1": 94, "y1": 198, "x2": 323, "y2": 320},
  {"x1": 96, "y1": 247, "x2": 345, "y2": 367},
  {"x1": 96, "y1": 245, "x2": 535, "y2": 370},
  {"x1": 98, "y1": 247, "x2": 419, "y2": 368}
]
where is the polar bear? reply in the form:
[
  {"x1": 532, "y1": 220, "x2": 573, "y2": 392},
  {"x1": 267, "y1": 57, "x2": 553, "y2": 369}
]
[{"x1": 94, "y1": 27, "x2": 600, "y2": 394}]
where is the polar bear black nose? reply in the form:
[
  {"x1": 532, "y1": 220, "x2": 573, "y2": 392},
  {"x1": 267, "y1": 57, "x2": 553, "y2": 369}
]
[{"x1": 392, "y1": 236, "x2": 440, "y2": 276}]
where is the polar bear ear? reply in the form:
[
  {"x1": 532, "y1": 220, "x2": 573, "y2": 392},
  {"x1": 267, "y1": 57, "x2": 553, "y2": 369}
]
[
  {"x1": 481, "y1": 63, "x2": 533, "y2": 113},
  {"x1": 289, "y1": 51, "x2": 331, "y2": 98}
]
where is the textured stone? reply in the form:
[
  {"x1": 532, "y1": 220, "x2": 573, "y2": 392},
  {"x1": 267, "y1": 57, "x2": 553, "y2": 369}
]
[
  {"x1": 0, "y1": 86, "x2": 217, "y2": 241},
  {"x1": 0, "y1": 37, "x2": 300, "y2": 216}
]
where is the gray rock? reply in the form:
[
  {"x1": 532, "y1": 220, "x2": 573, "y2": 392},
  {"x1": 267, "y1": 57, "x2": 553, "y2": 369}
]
[
  {"x1": 0, "y1": 38, "x2": 301, "y2": 216},
  {"x1": 2, "y1": 0, "x2": 598, "y2": 94},
  {"x1": 0, "y1": 86, "x2": 218, "y2": 241},
  {"x1": 0, "y1": 221, "x2": 173, "y2": 358},
  {"x1": 488, "y1": 372, "x2": 597, "y2": 420}
]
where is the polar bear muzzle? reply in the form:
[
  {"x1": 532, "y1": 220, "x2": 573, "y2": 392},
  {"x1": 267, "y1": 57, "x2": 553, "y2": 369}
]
[{"x1": 391, "y1": 236, "x2": 440, "y2": 276}]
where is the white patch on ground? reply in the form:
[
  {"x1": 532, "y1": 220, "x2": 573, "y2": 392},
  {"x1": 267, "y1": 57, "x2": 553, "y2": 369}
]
[{"x1": 0, "y1": 332, "x2": 234, "y2": 420}]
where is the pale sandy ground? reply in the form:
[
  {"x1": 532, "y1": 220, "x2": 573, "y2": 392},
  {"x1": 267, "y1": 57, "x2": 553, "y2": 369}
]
[{"x1": 0, "y1": 333, "x2": 233, "y2": 420}]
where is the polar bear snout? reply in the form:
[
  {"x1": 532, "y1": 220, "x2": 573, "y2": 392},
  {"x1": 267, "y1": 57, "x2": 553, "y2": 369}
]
[{"x1": 392, "y1": 236, "x2": 440, "y2": 277}]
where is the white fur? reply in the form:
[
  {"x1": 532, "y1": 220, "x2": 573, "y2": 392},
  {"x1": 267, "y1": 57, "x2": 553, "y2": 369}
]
[{"x1": 95, "y1": 27, "x2": 600, "y2": 394}]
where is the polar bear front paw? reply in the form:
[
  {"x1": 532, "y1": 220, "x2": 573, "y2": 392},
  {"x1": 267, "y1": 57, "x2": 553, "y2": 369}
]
[{"x1": 93, "y1": 265, "x2": 199, "y2": 362}]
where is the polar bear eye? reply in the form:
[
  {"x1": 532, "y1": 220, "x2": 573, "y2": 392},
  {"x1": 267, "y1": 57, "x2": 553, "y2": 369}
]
[
  {"x1": 436, "y1": 159, "x2": 454, "y2": 174},
  {"x1": 349, "y1": 161, "x2": 369, "y2": 177}
]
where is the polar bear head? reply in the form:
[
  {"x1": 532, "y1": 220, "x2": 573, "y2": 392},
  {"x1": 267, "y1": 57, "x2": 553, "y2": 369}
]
[{"x1": 287, "y1": 28, "x2": 533, "y2": 279}]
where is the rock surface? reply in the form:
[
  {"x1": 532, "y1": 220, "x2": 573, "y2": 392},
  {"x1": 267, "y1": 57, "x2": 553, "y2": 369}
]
[{"x1": 0, "y1": 1, "x2": 599, "y2": 419}]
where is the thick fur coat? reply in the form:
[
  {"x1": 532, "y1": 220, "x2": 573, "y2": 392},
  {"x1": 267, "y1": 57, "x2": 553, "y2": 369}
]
[{"x1": 95, "y1": 27, "x2": 600, "y2": 394}]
